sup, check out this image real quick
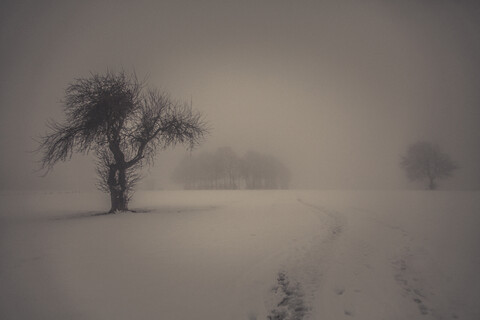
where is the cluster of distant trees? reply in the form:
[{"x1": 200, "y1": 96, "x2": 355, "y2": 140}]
[{"x1": 172, "y1": 147, "x2": 291, "y2": 190}]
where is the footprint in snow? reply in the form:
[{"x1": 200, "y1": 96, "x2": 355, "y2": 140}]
[{"x1": 334, "y1": 287, "x2": 345, "y2": 295}]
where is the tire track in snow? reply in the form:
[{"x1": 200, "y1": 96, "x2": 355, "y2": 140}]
[
  {"x1": 264, "y1": 199, "x2": 346, "y2": 320},
  {"x1": 353, "y1": 207, "x2": 451, "y2": 319},
  {"x1": 296, "y1": 199, "x2": 345, "y2": 241},
  {"x1": 392, "y1": 240, "x2": 457, "y2": 319},
  {"x1": 226, "y1": 199, "x2": 334, "y2": 320},
  {"x1": 295, "y1": 203, "x2": 414, "y2": 319}
]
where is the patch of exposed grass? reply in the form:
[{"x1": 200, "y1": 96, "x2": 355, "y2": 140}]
[{"x1": 267, "y1": 272, "x2": 310, "y2": 320}]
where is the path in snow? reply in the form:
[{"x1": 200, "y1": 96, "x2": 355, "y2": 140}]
[
  {"x1": 257, "y1": 199, "x2": 346, "y2": 320},
  {"x1": 301, "y1": 201, "x2": 412, "y2": 320}
]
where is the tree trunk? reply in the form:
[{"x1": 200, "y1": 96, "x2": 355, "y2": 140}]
[
  {"x1": 109, "y1": 187, "x2": 128, "y2": 213},
  {"x1": 108, "y1": 165, "x2": 129, "y2": 213},
  {"x1": 428, "y1": 177, "x2": 436, "y2": 190}
]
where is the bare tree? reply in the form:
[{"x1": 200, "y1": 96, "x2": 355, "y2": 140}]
[
  {"x1": 400, "y1": 141, "x2": 457, "y2": 190},
  {"x1": 38, "y1": 70, "x2": 207, "y2": 212}
]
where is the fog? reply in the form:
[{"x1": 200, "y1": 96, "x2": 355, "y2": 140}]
[{"x1": 1, "y1": 0, "x2": 480, "y2": 190}]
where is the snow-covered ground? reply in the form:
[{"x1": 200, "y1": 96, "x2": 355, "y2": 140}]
[{"x1": 0, "y1": 190, "x2": 479, "y2": 319}]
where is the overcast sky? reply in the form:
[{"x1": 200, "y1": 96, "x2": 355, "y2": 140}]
[{"x1": 1, "y1": 0, "x2": 480, "y2": 190}]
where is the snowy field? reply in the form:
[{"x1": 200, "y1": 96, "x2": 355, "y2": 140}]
[{"x1": 1, "y1": 190, "x2": 479, "y2": 320}]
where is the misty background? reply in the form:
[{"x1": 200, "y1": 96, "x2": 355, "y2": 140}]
[{"x1": 1, "y1": 0, "x2": 479, "y2": 191}]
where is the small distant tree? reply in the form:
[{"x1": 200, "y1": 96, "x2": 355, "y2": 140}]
[
  {"x1": 38, "y1": 70, "x2": 207, "y2": 212},
  {"x1": 400, "y1": 141, "x2": 457, "y2": 190}
]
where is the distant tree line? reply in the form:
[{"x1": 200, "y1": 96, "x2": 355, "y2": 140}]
[{"x1": 172, "y1": 147, "x2": 291, "y2": 189}]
